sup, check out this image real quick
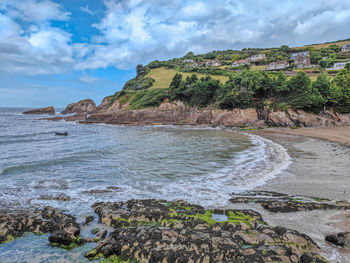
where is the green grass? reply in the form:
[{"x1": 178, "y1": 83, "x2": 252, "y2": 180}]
[{"x1": 146, "y1": 67, "x2": 229, "y2": 90}]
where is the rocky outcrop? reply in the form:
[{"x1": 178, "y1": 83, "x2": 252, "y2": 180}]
[
  {"x1": 0, "y1": 207, "x2": 80, "y2": 247},
  {"x1": 61, "y1": 99, "x2": 96, "y2": 115},
  {"x1": 86, "y1": 199, "x2": 326, "y2": 263},
  {"x1": 262, "y1": 107, "x2": 350, "y2": 127},
  {"x1": 325, "y1": 232, "x2": 350, "y2": 248},
  {"x1": 230, "y1": 191, "x2": 350, "y2": 213},
  {"x1": 48, "y1": 97, "x2": 350, "y2": 128},
  {"x1": 23, "y1": 106, "x2": 55, "y2": 115}
]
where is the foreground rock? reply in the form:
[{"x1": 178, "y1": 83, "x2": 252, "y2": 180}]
[
  {"x1": 23, "y1": 106, "x2": 55, "y2": 115},
  {"x1": 61, "y1": 99, "x2": 96, "y2": 115},
  {"x1": 325, "y1": 232, "x2": 350, "y2": 248},
  {"x1": 86, "y1": 199, "x2": 326, "y2": 262},
  {"x1": 230, "y1": 191, "x2": 350, "y2": 213},
  {"x1": 0, "y1": 206, "x2": 81, "y2": 248}
]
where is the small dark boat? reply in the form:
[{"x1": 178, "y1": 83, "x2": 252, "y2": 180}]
[{"x1": 55, "y1": 132, "x2": 68, "y2": 136}]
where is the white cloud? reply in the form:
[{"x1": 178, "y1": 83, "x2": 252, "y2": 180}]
[
  {"x1": 0, "y1": 0, "x2": 70, "y2": 22},
  {"x1": 80, "y1": 5, "x2": 94, "y2": 16},
  {"x1": 79, "y1": 75, "x2": 99, "y2": 84},
  {"x1": 75, "y1": 0, "x2": 350, "y2": 71},
  {"x1": 1, "y1": 0, "x2": 350, "y2": 75},
  {"x1": 0, "y1": 0, "x2": 74, "y2": 75}
]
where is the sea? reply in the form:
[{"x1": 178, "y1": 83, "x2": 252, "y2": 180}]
[{"x1": 0, "y1": 107, "x2": 291, "y2": 262}]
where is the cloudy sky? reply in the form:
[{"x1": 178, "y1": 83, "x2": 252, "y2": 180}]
[{"x1": 1, "y1": 0, "x2": 350, "y2": 107}]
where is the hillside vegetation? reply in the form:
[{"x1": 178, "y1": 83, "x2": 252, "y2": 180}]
[{"x1": 108, "y1": 38, "x2": 350, "y2": 113}]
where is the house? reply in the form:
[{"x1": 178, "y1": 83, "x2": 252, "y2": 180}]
[
  {"x1": 205, "y1": 59, "x2": 221, "y2": 67},
  {"x1": 330, "y1": 61, "x2": 350, "y2": 70},
  {"x1": 248, "y1": 53, "x2": 266, "y2": 62},
  {"x1": 341, "y1": 44, "x2": 350, "y2": 52},
  {"x1": 291, "y1": 51, "x2": 310, "y2": 69},
  {"x1": 183, "y1": 59, "x2": 195, "y2": 63},
  {"x1": 232, "y1": 59, "x2": 249, "y2": 67},
  {"x1": 266, "y1": 61, "x2": 289, "y2": 70}
]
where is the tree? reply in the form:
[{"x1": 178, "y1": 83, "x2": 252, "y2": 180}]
[
  {"x1": 136, "y1": 64, "x2": 146, "y2": 77},
  {"x1": 311, "y1": 72, "x2": 330, "y2": 110},
  {"x1": 284, "y1": 72, "x2": 323, "y2": 110},
  {"x1": 332, "y1": 67, "x2": 350, "y2": 113}
]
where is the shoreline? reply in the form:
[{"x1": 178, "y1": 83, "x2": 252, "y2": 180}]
[
  {"x1": 243, "y1": 127, "x2": 350, "y2": 262},
  {"x1": 249, "y1": 126, "x2": 350, "y2": 147}
]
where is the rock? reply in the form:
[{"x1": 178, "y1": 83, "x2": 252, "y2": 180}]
[
  {"x1": 0, "y1": 206, "x2": 80, "y2": 246},
  {"x1": 84, "y1": 216, "x2": 94, "y2": 225},
  {"x1": 96, "y1": 229, "x2": 107, "y2": 240},
  {"x1": 38, "y1": 193, "x2": 70, "y2": 201},
  {"x1": 49, "y1": 230, "x2": 73, "y2": 246},
  {"x1": 230, "y1": 191, "x2": 350, "y2": 213},
  {"x1": 299, "y1": 253, "x2": 328, "y2": 263},
  {"x1": 61, "y1": 99, "x2": 96, "y2": 115},
  {"x1": 86, "y1": 199, "x2": 323, "y2": 263},
  {"x1": 325, "y1": 232, "x2": 350, "y2": 247},
  {"x1": 23, "y1": 106, "x2": 55, "y2": 115}
]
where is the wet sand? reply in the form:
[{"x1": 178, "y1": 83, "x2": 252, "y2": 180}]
[
  {"x1": 255, "y1": 126, "x2": 350, "y2": 146},
  {"x1": 240, "y1": 128, "x2": 350, "y2": 262}
]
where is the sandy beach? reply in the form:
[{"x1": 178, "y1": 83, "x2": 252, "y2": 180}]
[
  {"x1": 254, "y1": 126, "x2": 350, "y2": 146},
  {"x1": 239, "y1": 127, "x2": 350, "y2": 262}
]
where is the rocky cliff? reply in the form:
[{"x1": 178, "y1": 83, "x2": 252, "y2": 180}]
[
  {"x1": 61, "y1": 99, "x2": 96, "y2": 115},
  {"x1": 49, "y1": 97, "x2": 350, "y2": 128}
]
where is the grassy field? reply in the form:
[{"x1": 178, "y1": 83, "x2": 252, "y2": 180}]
[
  {"x1": 146, "y1": 67, "x2": 229, "y2": 89},
  {"x1": 297, "y1": 40, "x2": 350, "y2": 50}
]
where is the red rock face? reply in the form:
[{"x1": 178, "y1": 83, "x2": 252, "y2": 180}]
[
  {"x1": 51, "y1": 98, "x2": 350, "y2": 128},
  {"x1": 23, "y1": 106, "x2": 55, "y2": 115},
  {"x1": 61, "y1": 99, "x2": 96, "y2": 115}
]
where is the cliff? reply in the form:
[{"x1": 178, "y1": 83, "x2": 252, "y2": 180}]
[{"x1": 49, "y1": 97, "x2": 350, "y2": 128}]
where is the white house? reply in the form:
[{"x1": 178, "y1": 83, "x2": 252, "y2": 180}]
[
  {"x1": 248, "y1": 54, "x2": 266, "y2": 62},
  {"x1": 341, "y1": 44, "x2": 350, "y2": 52},
  {"x1": 330, "y1": 61, "x2": 350, "y2": 70},
  {"x1": 266, "y1": 61, "x2": 289, "y2": 70},
  {"x1": 232, "y1": 59, "x2": 249, "y2": 67}
]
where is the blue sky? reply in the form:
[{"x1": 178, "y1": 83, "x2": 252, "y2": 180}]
[{"x1": 1, "y1": 0, "x2": 350, "y2": 107}]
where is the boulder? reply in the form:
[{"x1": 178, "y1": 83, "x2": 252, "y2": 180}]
[
  {"x1": 325, "y1": 232, "x2": 350, "y2": 247},
  {"x1": 61, "y1": 99, "x2": 96, "y2": 115},
  {"x1": 23, "y1": 106, "x2": 55, "y2": 115}
]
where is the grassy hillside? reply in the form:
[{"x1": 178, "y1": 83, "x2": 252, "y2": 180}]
[
  {"x1": 298, "y1": 39, "x2": 350, "y2": 50},
  {"x1": 107, "y1": 38, "x2": 350, "y2": 113},
  {"x1": 146, "y1": 67, "x2": 229, "y2": 90}
]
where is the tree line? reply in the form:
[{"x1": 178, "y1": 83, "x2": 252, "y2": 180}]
[{"x1": 169, "y1": 64, "x2": 350, "y2": 113}]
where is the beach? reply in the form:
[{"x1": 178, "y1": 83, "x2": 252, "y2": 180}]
[{"x1": 241, "y1": 127, "x2": 350, "y2": 262}]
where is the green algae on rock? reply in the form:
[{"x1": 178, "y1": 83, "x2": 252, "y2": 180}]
[{"x1": 87, "y1": 199, "x2": 328, "y2": 263}]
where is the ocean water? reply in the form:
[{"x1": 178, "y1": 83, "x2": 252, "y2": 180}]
[{"x1": 0, "y1": 107, "x2": 291, "y2": 262}]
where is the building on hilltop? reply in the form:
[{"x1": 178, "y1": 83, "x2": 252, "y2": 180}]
[
  {"x1": 341, "y1": 44, "x2": 350, "y2": 52},
  {"x1": 291, "y1": 51, "x2": 310, "y2": 69},
  {"x1": 248, "y1": 53, "x2": 266, "y2": 62},
  {"x1": 232, "y1": 59, "x2": 249, "y2": 67},
  {"x1": 265, "y1": 61, "x2": 289, "y2": 71}
]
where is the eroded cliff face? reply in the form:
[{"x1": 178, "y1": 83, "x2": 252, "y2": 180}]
[
  {"x1": 50, "y1": 97, "x2": 350, "y2": 128},
  {"x1": 61, "y1": 99, "x2": 96, "y2": 115}
]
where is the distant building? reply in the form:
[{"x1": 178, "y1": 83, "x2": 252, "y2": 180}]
[
  {"x1": 341, "y1": 44, "x2": 350, "y2": 52},
  {"x1": 266, "y1": 61, "x2": 289, "y2": 70},
  {"x1": 248, "y1": 53, "x2": 266, "y2": 62},
  {"x1": 232, "y1": 59, "x2": 249, "y2": 67},
  {"x1": 205, "y1": 59, "x2": 221, "y2": 67},
  {"x1": 291, "y1": 51, "x2": 310, "y2": 69},
  {"x1": 183, "y1": 59, "x2": 195, "y2": 63},
  {"x1": 330, "y1": 61, "x2": 350, "y2": 70}
]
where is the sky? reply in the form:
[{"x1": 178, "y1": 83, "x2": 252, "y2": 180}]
[{"x1": 0, "y1": 0, "x2": 350, "y2": 107}]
